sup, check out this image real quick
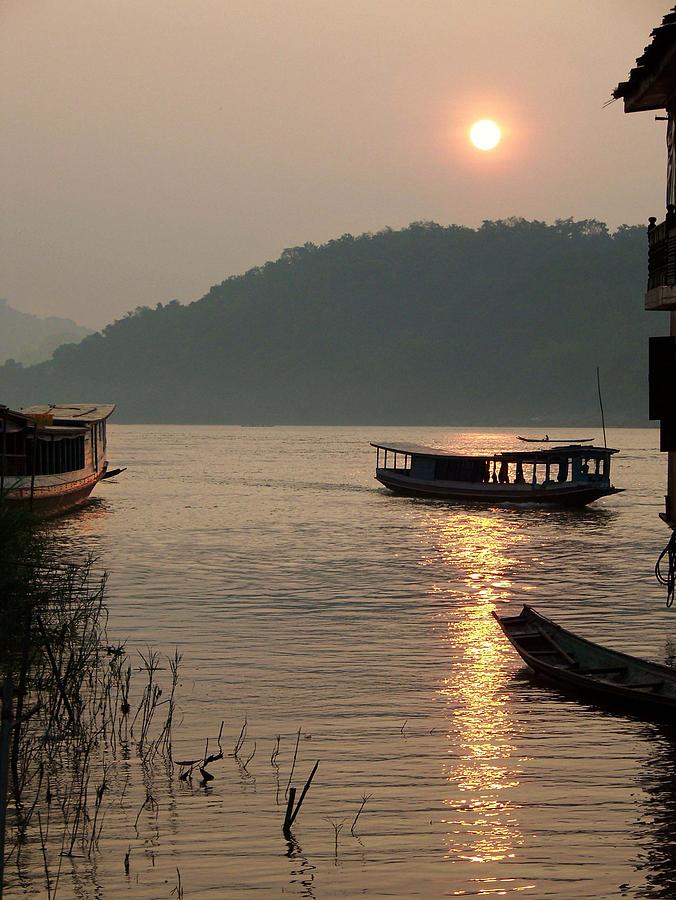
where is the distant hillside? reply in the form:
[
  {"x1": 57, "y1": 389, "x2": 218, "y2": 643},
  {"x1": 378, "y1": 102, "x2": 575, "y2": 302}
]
[
  {"x1": 0, "y1": 299, "x2": 91, "y2": 365},
  {"x1": 0, "y1": 219, "x2": 662, "y2": 425}
]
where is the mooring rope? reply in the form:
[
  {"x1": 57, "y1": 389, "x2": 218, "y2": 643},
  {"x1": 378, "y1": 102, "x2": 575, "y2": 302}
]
[{"x1": 655, "y1": 529, "x2": 676, "y2": 607}]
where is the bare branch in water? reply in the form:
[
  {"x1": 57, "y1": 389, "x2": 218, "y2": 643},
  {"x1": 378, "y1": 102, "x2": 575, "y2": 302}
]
[
  {"x1": 242, "y1": 741, "x2": 257, "y2": 772},
  {"x1": 351, "y1": 792, "x2": 373, "y2": 835},
  {"x1": 231, "y1": 718, "x2": 247, "y2": 757},
  {"x1": 325, "y1": 817, "x2": 345, "y2": 865},
  {"x1": 270, "y1": 735, "x2": 281, "y2": 767},
  {"x1": 289, "y1": 761, "x2": 319, "y2": 828},
  {"x1": 285, "y1": 727, "x2": 301, "y2": 800}
]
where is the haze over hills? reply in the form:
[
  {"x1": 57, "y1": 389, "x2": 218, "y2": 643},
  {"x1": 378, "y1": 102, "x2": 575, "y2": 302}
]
[
  {"x1": 0, "y1": 219, "x2": 662, "y2": 426},
  {"x1": 0, "y1": 299, "x2": 92, "y2": 366}
]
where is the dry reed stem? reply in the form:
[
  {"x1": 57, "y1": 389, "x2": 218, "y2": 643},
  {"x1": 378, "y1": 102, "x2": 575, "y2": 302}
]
[{"x1": 284, "y1": 728, "x2": 301, "y2": 800}]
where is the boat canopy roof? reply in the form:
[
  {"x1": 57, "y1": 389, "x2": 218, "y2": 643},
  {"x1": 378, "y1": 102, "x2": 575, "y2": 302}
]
[
  {"x1": 20, "y1": 403, "x2": 116, "y2": 423},
  {"x1": 370, "y1": 441, "x2": 618, "y2": 461}
]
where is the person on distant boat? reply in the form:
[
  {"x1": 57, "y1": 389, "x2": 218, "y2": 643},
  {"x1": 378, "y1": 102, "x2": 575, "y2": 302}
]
[{"x1": 544, "y1": 434, "x2": 549, "y2": 441}]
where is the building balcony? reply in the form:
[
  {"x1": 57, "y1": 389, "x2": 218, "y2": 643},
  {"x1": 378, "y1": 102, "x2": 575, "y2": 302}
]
[{"x1": 647, "y1": 210, "x2": 676, "y2": 310}]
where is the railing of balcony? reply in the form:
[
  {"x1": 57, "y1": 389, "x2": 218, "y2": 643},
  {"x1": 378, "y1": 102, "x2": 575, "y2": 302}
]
[{"x1": 648, "y1": 207, "x2": 676, "y2": 290}]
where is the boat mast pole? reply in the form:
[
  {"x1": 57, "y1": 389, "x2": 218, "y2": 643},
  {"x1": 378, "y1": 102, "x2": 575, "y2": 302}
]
[
  {"x1": 0, "y1": 407, "x2": 7, "y2": 501},
  {"x1": 29, "y1": 422, "x2": 37, "y2": 510},
  {"x1": 596, "y1": 367, "x2": 607, "y2": 449}
]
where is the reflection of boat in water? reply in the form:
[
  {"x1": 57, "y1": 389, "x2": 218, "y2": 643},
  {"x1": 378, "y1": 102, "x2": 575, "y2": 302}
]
[
  {"x1": 0, "y1": 403, "x2": 117, "y2": 515},
  {"x1": 517, "y1": 435, "x2": 593, "y2": 443},
  {"x1": 494, "y1": 605, "x2": 676, "y2": 718},
  {"x1": 371, "y1": 441, "x2": 622, "y2": 507}
]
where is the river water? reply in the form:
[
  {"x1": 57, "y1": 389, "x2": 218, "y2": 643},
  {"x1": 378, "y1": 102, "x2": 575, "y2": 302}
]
[{"x1": 19, "y1": 426, "x2": 676, "y2": 898}]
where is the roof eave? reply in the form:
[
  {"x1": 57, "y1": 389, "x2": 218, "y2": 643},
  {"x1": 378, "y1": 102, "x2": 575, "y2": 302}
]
[{"x1": 616, "y1": 40, "x2": 676, "y2": 113}]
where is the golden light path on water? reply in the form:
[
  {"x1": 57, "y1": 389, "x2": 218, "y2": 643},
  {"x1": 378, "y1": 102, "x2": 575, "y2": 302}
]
[{"x1": 421, "y1": 510, "x2": 534, "y2": 893}]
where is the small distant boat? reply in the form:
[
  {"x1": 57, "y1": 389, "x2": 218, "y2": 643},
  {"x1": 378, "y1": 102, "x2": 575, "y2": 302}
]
[
  {"x1": 517, "y1": 436, "x2": 593, "y2": 443},
  {"x1": 370, "y1": 441, "x2": 622, "y2": 506},
  {"x1": 0, "y1": 403, "x2": 118, "y2": 515},
  {"x1": 494, "y1": 605, "x2": 676, "y2": 717}
]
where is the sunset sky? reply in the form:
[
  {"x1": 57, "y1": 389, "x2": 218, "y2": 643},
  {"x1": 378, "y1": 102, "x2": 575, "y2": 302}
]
[{"x1": 0, "y1": 0, "x2": 670, "y2": 326}]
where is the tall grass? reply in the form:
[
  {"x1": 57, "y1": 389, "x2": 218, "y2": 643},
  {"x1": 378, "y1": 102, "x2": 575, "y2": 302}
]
[{"x1": 0, "y1": 503, "x2": 179, "y2": 898}]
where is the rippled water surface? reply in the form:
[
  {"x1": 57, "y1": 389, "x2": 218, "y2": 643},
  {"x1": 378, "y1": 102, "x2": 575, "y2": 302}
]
[{"x1": 19, "y1": 426, "x2": 676, "y2": 898}]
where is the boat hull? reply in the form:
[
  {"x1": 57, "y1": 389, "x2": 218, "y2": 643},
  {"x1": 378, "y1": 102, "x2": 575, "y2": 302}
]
[
  {"x1": 375, "y1": 469, "x2": 621, "y2": 506},
  {"x1": 2, "y1": 469, "x2": 105, "y2": 517},
  {"x1": 494, "y1": 605, "x2": 676, "y2": 718}
]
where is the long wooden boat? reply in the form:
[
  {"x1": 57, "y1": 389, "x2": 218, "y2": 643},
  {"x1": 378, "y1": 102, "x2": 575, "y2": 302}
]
[
  {"x1": 0, "y1": 403, "x2": 116, "y2": 515},
  {"x1": 494, "y1": 605, "x2": 676, "y2": 716},
  {"x1": 517, "y1": 435, "x2": 593, "y2": 443},
  {"x1": 370, "y1": 441, "x2": 622, "y2": 506}
]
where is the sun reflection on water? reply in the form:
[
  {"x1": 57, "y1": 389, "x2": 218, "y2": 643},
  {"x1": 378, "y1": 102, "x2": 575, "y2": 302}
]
[{"x1": 422, "y1": 510, "x2": 527, "y2": 870}]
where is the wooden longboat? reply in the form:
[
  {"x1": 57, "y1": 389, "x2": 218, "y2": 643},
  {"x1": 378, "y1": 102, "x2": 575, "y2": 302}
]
[
  {"x1": 494, "y1": 605, "x2": 676, "y2": 717},
  {"x1": 370, "y1": 441, "x2": 622, "y2": 507},
  {"x1": 517, "y1": 435, "x2": 593, "y2": 443},
  {"x1": 0, "y1": 403, "x2": 116, "y2": 516}
]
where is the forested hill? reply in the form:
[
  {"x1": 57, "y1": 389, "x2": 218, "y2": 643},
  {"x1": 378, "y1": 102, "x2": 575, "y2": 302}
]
[{"x1": 0, "y1": 219, "x2": 662, "y2": 425}]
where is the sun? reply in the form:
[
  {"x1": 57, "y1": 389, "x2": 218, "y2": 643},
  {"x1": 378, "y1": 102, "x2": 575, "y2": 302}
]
[{"x1": 469, "y1": 119, "x2": 502, "y2": 151}]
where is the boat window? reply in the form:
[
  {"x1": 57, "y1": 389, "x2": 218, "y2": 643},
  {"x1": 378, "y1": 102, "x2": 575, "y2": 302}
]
[
  {"x1": 27, "y1": 435, "x2": 85, "y2": 475},
  {"x1": 0, "y1": 431, "x2": 27, "y2": 476},
  {"x1": 435, "y1": 457, "x2": 490, "y2": 482}
]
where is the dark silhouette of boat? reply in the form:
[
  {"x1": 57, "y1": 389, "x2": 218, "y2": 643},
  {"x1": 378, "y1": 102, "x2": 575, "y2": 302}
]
[
  {"x1": 517, "y1": 435, "x2": 593, "y2": 443},
  {"x1": 370, "y1": 441, "x2": 621, "y2": 506},
  {"x1": 494, "y1": 605, "x2": 676, "y2": 717}
]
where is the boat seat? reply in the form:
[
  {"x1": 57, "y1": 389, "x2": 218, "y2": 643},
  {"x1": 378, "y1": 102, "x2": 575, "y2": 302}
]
[
  {"x1": 524, "y1": 631, "x2": 578, "y2": 667},
  {"x1": 620, "y1": 681, "x2": 664, "y2": 691},
  {"x1": 577, "y1": 665, "x2": 628, "y2": 676},
  {"x1": 527, "y1": 649, "x2": 573, "y2": 666}
]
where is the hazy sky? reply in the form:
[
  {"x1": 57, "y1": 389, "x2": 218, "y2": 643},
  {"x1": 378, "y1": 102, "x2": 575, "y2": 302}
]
[{"x1": 0, "y1": 1, "x2": 671, "y2": 327}]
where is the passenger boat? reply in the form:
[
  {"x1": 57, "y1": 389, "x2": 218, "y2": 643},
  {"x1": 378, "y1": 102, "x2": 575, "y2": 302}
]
[
  {"x1": 370, "y1": 441, "x2": 621, "y2": 506},
  {"x1": 0, "y1": 403, "x2": 117, "y2": 515},
  {"x1": 494, "y1": 605, "x2": 676, "y2": 717}
]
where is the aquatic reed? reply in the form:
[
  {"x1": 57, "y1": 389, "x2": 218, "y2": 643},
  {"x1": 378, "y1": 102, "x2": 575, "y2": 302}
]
[
  {"x1": 0, "y1": 502, "x2": 187, "y2": 897},
  {"x1": 282, "y1": 760, "x2": 319, "y2": 835},
  {"x1": 350, "y1": 792, "x2": 372, "y2": 835}
]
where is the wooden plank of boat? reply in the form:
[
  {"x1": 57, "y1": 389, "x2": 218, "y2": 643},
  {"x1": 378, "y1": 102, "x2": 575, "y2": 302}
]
[
  {"x1": 517, "y1": 436, "x2": 594, "y2": 443},
  {"x1": 493, "y1": 604, "x2": 676, "y2": 716}
]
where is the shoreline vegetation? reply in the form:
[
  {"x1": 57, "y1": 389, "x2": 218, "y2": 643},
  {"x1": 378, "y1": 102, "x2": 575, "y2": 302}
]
[
  {"x1": 0, "y1": 219, "x2": 660, "y2": 427},
  {"x1": 0, "y1": 503, "x2": 331, "y2": 898},
  {"x1": 0, "y1": 504, "x2": 184, "y2": 897}
]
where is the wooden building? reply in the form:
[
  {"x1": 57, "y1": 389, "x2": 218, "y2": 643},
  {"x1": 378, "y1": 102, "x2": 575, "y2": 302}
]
[{"x1": 615, "y1": 8, "x2": 676, "y2": 525}]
